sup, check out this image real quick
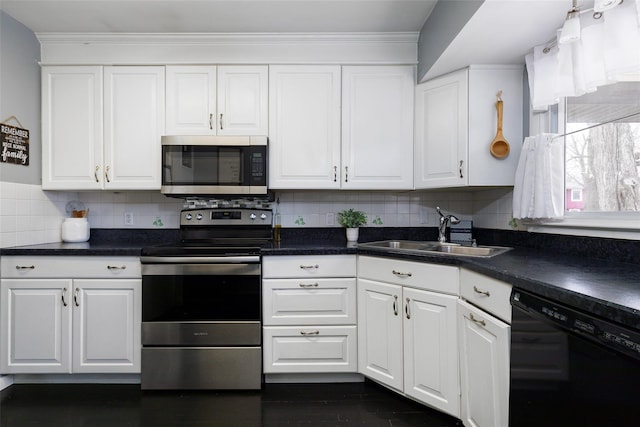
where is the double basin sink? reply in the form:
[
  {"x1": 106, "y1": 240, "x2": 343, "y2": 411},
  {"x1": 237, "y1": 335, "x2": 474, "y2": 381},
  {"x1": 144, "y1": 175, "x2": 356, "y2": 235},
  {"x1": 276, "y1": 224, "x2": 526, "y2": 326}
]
[{"x1": 358, "y1": 240, "x2": 511, "y2": 258}]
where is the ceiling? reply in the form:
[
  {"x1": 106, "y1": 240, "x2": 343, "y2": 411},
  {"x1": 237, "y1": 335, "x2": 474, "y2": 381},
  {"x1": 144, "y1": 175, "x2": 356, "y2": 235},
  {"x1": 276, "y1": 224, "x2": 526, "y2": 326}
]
[
  {"x1": 1, "y1": 0, "x2": 596, "y2": 79},
  {"x1": 0, "y1": 0, "x2": 438, "y2": 33}
]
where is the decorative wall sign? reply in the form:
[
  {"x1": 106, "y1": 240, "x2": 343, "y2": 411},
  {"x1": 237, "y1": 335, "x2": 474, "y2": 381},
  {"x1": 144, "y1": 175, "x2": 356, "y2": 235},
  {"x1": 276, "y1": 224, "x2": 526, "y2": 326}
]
[{"x1": 1, "y1": 116, "x2": 29, "y2": 166}]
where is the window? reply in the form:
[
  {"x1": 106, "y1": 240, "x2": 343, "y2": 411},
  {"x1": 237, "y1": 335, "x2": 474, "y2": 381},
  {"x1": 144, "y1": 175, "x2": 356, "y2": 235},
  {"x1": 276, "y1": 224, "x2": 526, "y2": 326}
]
[{"x1": 564, "y1": 81, "x2": 640, "y2": 215}]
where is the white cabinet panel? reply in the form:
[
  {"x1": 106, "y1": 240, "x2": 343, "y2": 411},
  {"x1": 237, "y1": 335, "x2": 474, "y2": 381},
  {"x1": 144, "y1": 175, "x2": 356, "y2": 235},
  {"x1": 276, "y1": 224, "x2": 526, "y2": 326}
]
[
  {"x1": 72, "y1": 279, "x2": 141, "y2": 373},
  {"x1": 458, "y1": 300, "x2": 510, "y2": 427},
  {"x1": 404, "y1": 288, "x2": 459, "y2": 417},
  {"x1": 263, "y1": 326, "x2": 357, "y2": 373},
  {"x1": 217, "y1": 65, "x2": 268, "y2": 135},
  {"x1": 1, "y1": 279, "x2": 72, "y2": 373},
  {"x1": 460, "y1": 269, "x2": 512, "y2": 323},
  {"x1": 42, "y1": 66, "x2": 103, "y2": 190},
  {"x1": 357, "y1": 278, "x2": 403, "y2": 391},
  {"x1": 263, "y1": 255, "x2": 355, "y2": 279},
  {"x1": 166, "y1": 66, "x2": 216, "y2": 135},
  {"x1": 104, "y1": 66, "x2": 164, "y2": 189},
  {"x1": 263, "y1": 278, "x2": 356, "y2": 325},
  {"x1": 268, "y1": 65, "x2": 342, "y2": 189},
  {"x1": 342, "y1": 66, "x2": 414, "y2": 189}
]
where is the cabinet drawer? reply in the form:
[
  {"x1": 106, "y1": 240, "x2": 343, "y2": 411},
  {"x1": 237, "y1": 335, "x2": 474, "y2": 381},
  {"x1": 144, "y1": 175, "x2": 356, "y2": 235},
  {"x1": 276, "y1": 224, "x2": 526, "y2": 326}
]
[
  {"x1": 262, "y1": 255, "x2": 356, "y2": 278},
  {"x1": 263, "y1": 325, "x2": 357, "y2": 373},
  {"x1": 263, "y1": 278, "x2": 356, "y2": 325},
  {"x1": 460, "y1": 269, "x2": 512, "y2": 323},
  {"x1": 357, "y1": 256, "x2": 458, "y2": 294},
  {"x1": 1, "y1": 256, "x2": 141, "y2": 279}
]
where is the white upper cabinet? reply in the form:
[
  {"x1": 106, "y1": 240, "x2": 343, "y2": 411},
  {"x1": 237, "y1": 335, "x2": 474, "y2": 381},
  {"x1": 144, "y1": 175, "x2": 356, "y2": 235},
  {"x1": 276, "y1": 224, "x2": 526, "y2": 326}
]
[
  {"x1": 341, "y1": 66, "x2": 414, "y2": 190},
  {"x1": 415, "y1": 65, "x2": 523, "y2": 189},
  {"x1": 269, "y1": 65, "x2": 342, "y2": 189},
  {"x1": 165, "y1": 66, "x2": 216, "y2": 135},
  {"x1": 42, "y1": 66, "x2": 164, "y2": 190},
  {"x1": 42, "y1": 66, "x2": 104, "y2": 190},
  {"x1": 165, "y1": 65, "x2": 268, "y2": 136},
  {"x1": 217, "y1": 66, "x2": 268, "y2": 135},
  {"x1": 104, "y1": 66, "x2": 164, "y2": 190}
]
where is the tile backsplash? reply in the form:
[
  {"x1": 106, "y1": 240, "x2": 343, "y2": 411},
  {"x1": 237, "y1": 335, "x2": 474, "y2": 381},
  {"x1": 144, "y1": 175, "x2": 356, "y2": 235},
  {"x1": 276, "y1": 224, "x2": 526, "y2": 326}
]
[{"x1": 0, "y1": 182, "x2": 516, "y2": 248}]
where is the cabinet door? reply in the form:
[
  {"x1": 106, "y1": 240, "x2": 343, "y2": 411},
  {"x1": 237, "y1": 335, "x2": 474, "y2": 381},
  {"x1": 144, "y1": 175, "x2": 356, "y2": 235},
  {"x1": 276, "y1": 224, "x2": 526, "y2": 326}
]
[
  {"x1": 458, "y1": 300, "x2": 510, "y2": 427},
  {"x1": 404, "y1": 288, "x2": 459, "y2": 417},
  {"x1": 414, "y1": 68, "x2": 468, "y2": 188},
  {"x1": 357, "y1": 279, "x2": 403, "y2": 391},
  {"x1": 1, "y1": 279, "x2": 72, "y2": 373},
  {"x1": 72, "y1": 279, "x2": 141, "y2": 373},
  {"x1": 342, "y1": 66, "x2": 414, "y2": 190},
  {"x1": 104, "y1": 66, "x2": 164, "y2": 189},
  {"x1": 42, "y1": 66, "x2": 103, "y2": 190},
  {"x1": 165, "y1": 65, "x2": 216, "y2": 135},
  {"x1": 269, "y1": 65, "x2": 341, "y2": 189},
  {"x1": 217, "y1": 66, "x2": 268, "y2": 136}
]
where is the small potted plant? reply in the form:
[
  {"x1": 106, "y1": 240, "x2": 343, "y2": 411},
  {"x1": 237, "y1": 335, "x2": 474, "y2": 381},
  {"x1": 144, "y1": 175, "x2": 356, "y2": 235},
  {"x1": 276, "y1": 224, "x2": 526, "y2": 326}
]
[{"x1": 337, "y1": 208, "x2": 367, "y2": 242}]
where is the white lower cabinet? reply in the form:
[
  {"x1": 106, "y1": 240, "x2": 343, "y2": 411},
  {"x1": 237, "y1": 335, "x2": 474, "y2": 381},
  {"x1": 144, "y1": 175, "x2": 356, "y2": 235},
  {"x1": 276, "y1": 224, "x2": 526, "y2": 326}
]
[
  {"x1": 357, "y1": 256, "x2": 460, "y2": 418},
  {"x1": 0, "y1": 257, "x2": 141, "y2": 374},
  {"x1": 458, "y1": 269, "x2": 511, "y2": 427},
  {"x1": 262, "y1": 255, "x2": 357, "y2": 374}
]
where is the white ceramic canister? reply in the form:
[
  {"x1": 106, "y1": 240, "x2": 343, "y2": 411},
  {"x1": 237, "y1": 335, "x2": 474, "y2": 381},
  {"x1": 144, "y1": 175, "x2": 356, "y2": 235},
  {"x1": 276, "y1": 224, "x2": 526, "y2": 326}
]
[{"x1": 61, "y1": 218, "x2": 90, "y2": 242}]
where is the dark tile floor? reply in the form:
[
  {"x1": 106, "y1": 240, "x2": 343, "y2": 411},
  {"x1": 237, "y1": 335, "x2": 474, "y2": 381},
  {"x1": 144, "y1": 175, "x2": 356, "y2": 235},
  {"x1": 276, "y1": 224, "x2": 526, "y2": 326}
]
[{"x1": 0, "y1": 380, "x2": 463, "y2": 427}]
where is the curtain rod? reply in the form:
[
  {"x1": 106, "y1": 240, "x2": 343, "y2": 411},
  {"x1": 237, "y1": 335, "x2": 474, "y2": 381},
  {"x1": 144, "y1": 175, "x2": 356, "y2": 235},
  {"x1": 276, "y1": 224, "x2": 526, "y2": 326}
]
[{"x1": 552, "y1": 110, "x2": 640, "y2": 140}]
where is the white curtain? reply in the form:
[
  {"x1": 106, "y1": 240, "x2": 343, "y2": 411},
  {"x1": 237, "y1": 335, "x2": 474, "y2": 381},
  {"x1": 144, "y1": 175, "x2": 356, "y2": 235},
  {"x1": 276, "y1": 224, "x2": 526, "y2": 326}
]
[
  {"x1": 513, "y1": 134, "x2": 565, "y2": 219},
  {"x1": 526, "y1": 0, "x2": 640, "y2": 110}
]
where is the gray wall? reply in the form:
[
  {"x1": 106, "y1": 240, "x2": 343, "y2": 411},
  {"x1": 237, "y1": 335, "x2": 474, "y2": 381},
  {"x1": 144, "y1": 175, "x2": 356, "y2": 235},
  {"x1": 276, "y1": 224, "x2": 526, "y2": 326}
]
[
  {"x1": 417, "y1": 0, "x2": 483, "y2": 83},
  {"x1": 0, "y1": 11, "x2": 41, "y2": 185}
]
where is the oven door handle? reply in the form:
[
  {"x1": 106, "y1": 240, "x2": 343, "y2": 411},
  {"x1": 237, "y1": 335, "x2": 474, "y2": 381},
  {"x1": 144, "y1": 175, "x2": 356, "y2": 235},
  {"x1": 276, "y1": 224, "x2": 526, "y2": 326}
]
[{"x1": 141, "y1": 256, "x2": 260, "y2": 264}]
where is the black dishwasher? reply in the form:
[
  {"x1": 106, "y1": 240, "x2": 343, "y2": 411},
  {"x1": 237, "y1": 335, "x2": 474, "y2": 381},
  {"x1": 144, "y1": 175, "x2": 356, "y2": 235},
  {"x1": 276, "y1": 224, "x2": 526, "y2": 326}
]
[{"x1": 509, "y1": 288, "x2": 640, "y2": 426}]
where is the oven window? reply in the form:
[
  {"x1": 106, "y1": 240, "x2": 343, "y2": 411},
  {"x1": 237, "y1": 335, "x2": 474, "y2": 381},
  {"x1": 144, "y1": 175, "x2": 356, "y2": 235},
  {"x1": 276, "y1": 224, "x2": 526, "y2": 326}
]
[{"x1": 142, "y1": 274, "x2": 260, "y2": 322}]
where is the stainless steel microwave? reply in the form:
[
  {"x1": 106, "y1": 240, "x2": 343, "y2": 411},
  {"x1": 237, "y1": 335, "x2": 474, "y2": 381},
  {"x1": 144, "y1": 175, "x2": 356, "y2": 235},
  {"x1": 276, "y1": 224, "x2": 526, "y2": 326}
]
[{"x1": 161, "y1": 135, "x2": 268, "y2": 197}]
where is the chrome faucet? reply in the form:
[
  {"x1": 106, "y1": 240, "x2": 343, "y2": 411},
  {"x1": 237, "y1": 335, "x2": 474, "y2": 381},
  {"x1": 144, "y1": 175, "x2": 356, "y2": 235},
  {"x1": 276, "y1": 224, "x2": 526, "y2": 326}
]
[{"x1": 436, "y1": 207, "x2": 461, "y2": 243}]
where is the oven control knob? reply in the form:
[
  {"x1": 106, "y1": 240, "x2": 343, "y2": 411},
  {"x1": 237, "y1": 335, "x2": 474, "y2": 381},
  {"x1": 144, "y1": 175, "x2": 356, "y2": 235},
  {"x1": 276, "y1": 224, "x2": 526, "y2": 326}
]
[
  {"x1": 185, "y1": 213, "x2": 193, "y2": 220},
  {"x1": 249, "y1": 213, "x2": 257, "y2": 220},
  {"x1": 260, "y1": 213, "x2": 267, "y2": 220},
  {"x1": 196, "y1": 214, "x2": 204, "y2": 220}
]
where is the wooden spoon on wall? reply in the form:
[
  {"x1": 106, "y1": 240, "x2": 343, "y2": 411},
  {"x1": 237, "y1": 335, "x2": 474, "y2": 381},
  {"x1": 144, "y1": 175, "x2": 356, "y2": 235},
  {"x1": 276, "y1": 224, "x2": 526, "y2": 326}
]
[{"x1": 490, "y1": 91, "x2": 510, "y2": 159}]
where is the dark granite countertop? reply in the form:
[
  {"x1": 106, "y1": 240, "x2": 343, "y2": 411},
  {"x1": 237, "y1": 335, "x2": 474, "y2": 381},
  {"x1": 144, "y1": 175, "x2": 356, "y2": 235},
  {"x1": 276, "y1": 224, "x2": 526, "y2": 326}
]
[{"x1": 2, "y1": 227, "x2": 639, "y2": 331}]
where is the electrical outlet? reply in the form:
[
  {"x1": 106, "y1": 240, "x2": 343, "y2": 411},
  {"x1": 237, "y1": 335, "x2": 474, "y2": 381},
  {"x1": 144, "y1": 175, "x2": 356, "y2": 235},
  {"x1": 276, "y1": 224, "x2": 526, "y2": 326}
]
[
  {"x1": 124, "y1": 212, "x2": 134, "y2": 225},
  {"x1": 326, "y1": 213, "x2": 335, "y2": 226}
]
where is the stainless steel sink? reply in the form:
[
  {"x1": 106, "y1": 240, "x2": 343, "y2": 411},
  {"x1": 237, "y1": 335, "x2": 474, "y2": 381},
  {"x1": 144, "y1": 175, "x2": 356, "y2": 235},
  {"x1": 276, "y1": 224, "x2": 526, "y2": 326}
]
[{"x1": 358, "y1": 240, "x2": 511, "y2": 258}]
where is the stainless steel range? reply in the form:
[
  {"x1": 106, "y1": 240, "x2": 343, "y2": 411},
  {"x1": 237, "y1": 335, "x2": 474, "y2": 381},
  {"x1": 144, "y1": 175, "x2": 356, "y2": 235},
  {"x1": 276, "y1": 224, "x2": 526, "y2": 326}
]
[{"x1": 140, "y1": 207, "x2": 272, "y2": 390}]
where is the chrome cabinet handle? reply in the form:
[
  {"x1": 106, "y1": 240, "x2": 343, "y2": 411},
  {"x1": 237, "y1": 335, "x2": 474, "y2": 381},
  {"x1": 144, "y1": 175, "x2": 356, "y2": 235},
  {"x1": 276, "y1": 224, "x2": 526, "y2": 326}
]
[
  {"x1": 470, "y1": 313, "x2": 486, "y2": 327},
  {"x1": 344, "y1": 166, "x2": 349, "y2": 182},
  {"x1": 107, "y1": 265, "x2": 127, "y2": 270},
  {"x1": 405, "y1": 298, "x2": 411, "y2": 319},
  {"x1": 473, "y1": 286, "x2": 491, "y2": 297},
  {"x1": 209, "y1": 113, "x2": 213, "y2": 130},
  {"x1": 459, "y1": 160, "x2": 464, "y2": 179},
  {"x1": 105, "y1": 165, "x2": 111, "y2": 183},
  {"x1": 300, "y1": 330, "x2": 320, "y2": 336},
  {"x1": 62, "y1": 288, "x2": 68, "y2": 307},
  {"x1": 333, "y1": 166, "x2": 337, "y2": 182},
  {"x1": 299, "y1": 283, "x2": 319, "y2": 288},
  {"x1": 94, "y1": 166, "x2": 100, "y2": 182},
  {"x1": 299, "y1": 264, "x2": 319, "y2": 270},
  {"x1": 393, "y1": 295, "x2": 398, "y2": 316},
  {"x1": 392, "y1": 270, "x2": 412, "y2": 278},
  {"x1": 15, "y1": 265, "x2": 35, "y2": 270},
  {"x1": 74, "y1": 288, "x2": 80, "y2": 307},
  {"x1": 219, "y1": 113, "x2": 223, "y2": 130}
]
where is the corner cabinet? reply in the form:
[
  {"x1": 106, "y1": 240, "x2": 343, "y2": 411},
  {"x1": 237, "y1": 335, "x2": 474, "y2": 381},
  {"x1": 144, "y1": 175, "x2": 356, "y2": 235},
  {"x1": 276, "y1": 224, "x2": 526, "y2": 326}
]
[
  {"x1": 414, "y1": 65, "x2": 523, "y2": 189},
  {"x1": 262, "y1": 255, "x2": 357, "y2": 375},
  {"x1": 42, "y1": 66, "x2": 164, "y2": 190},
  {"x1": 0, "y1": 256, "x2": 141, "y2": 374},
  {"x1": 357, "y1": 256, "x2": 460, "y2": 418},
  {"x1": 165, "y1": 65, "x2": 268, "y2": 136},
  {"x1": 269, "y1": 65, "x2": 415, "y2": 190}
]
